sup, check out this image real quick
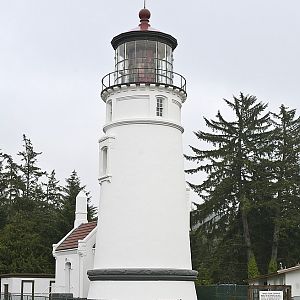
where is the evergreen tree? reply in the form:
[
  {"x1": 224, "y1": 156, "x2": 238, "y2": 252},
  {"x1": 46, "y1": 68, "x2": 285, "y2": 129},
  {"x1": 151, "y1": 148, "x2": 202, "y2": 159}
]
[
  {"x1": 46, "y1": 170, "x2": 63, "y2": 208},
  {"x1": 267, "y1": 105, "x2": 300, "y2": 272},
  {"x1": 186, "y1": 93, "x2": 271, "y2": 279},
  {"x1": 0, "y1": 153, "x2": 23, "y2": 224},
  {"x1": 191, "y1": 205, "x2": 247, "y2": 284},
  {"x1": 0, "y1": 136, "x2": 97, "y2": 274},
  {"x1": 17, "y1": 135, "x2": 45, "y2": 213},
  {"x1": 0, "y1": 213, "x2": 54, "y2": 273},
  {"x1": 0, "y1": 152, "x2": 7, "y2": 229},
  {"x1": 58, "y1": 171, "x2": 97, "y2": 237}
]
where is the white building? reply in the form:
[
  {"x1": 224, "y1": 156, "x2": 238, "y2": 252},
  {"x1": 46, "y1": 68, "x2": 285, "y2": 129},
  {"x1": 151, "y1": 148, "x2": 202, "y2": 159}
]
[
  {"x1": 52, "y1": 192, "x2": 97, "y2": 298},
  {"x1": 87, "y1": 6, "x2": 197, "y2": 300},
  {"x1": 249, "y1": 264, "x2": 300, "y2": 300},
  {"x1": 0, "y1": 273, "x2": 54, "y2": 298}
]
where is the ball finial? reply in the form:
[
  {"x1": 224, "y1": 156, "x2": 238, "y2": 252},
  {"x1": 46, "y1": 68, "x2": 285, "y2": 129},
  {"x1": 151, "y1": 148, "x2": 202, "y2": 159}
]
[{"x1": 139, "y1": 8, "x2": 151, "y2": 22}]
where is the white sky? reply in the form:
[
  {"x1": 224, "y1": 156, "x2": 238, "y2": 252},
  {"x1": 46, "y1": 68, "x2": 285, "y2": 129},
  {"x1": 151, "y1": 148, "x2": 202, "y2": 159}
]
[{"x1": 1, "y1": 0, "x2": 300, "y2": 207}]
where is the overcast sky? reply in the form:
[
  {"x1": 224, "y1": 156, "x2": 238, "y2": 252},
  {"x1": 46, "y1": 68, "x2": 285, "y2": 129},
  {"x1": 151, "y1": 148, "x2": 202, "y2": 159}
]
[{"x1": 1, "y1": 0, "x2": 300, "y2": 207}]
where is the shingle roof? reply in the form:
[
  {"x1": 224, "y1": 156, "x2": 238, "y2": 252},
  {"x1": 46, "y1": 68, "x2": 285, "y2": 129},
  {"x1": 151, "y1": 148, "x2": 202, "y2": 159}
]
[{"x1": 56, "y1": 221, "x2": 97, "y2": 251}]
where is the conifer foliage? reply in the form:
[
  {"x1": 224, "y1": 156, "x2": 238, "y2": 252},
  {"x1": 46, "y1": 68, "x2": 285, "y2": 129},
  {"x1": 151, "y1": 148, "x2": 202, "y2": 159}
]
[
  {"x1": 0, "y1": 135, "x2": 97, "y2": 273},
  {"x1": 187, "y1": 94, "x2": 300, "y2": 283},
  {"x1": 267, "y1": 105, "x2": 300, "y2": 272}
]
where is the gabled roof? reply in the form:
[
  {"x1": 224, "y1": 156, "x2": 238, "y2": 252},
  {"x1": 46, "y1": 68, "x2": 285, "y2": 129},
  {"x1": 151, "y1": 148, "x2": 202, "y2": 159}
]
[
  {"x1": 248, "y1": 264, "x2": 300, "y2": 283},
  {"x1": 278, "y1": 264, "x2": 300, "y2": 274},
  {"x1": 56, "y1": 221, "x2": 97, "y2": 251}
]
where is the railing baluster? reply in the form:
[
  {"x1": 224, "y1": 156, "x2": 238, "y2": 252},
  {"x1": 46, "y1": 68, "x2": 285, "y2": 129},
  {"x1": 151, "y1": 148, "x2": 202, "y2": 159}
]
[{"x1": 101, "y1": 68, "x2": 187, "y2": 96}]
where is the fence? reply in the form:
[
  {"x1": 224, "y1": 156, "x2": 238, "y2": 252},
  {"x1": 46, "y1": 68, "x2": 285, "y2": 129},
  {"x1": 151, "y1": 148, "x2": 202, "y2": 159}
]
[
  {"x1": 0, "y1": 294, "x2": 49, "y2": 300},
  {"x1": 2, "y1": 287, "x2": 292, "y2": 300},
  {"x1": 248, "y1": 285, "x2": 292, "y2": 300},
  {"x1": 196, "y1": 285, "x2": 248, "y2": 300},
  {"x1": 0, "y1": 294, "x2": 82, "y2": 300}
]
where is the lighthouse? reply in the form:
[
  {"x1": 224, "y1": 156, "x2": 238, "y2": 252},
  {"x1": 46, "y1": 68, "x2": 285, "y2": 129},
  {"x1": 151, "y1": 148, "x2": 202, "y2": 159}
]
[{"x1": 87, "y1": 7, "x2": 198, "y2": 300}]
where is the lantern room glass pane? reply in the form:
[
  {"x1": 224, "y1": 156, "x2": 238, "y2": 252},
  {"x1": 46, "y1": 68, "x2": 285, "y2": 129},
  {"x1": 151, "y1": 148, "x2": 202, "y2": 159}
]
[
  {"x1": 166, "y1": 45, "x2": 173, "y2": 84},
  {"x1": 125, "y1": 41, "x2": 136, "y2": 82},
  {"x1": 115, "y1": 43, "x2": 125, "y2": 84},
  {"x1": 166, "y1": 45, "x2": 172, "y2": 63}
]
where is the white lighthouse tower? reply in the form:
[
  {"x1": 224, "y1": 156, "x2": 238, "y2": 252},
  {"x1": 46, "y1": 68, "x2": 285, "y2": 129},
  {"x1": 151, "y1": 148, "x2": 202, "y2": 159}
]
[{"x1": 88, "y1": 7, "x2": 197, "y2": 300}]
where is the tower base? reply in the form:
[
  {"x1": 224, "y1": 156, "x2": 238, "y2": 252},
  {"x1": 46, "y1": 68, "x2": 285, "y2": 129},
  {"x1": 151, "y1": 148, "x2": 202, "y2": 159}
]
[
  {"x1": 88, "y1": 281, "x2": 197, "y2": 300},
  {"x1": 87, "y1": 268, "x2": 197, "y2": 300}
]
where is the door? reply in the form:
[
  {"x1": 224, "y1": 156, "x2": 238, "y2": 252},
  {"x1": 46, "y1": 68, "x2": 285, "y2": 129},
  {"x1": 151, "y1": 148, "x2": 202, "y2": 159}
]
[
  {"x1": 21, "y1": 280, "x2": 34, "y2": 300},
  {"x1": 4, "y1": 284, "x2": 9, "y2": 300},
  {"x1": 49, "y1": 280, "x2": 55, "y2": 296}
]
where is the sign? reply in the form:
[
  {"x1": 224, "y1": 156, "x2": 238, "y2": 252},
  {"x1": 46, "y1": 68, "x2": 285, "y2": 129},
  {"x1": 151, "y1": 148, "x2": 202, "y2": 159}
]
[{"x1": 259, "y1": 291, "x2": 283, "y2": 300}]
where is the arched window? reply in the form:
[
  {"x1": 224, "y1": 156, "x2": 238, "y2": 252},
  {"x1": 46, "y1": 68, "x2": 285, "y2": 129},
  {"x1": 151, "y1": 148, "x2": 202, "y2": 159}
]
[
  {"x1": 98, "y1": 135, "x2": 115, "y2": 183},
  {"x1": 102, "y1": 146, "x2": 108, "y2": 175},
  {"x1": 65, "y1": 262, "x2": 71, "y2": 293}
]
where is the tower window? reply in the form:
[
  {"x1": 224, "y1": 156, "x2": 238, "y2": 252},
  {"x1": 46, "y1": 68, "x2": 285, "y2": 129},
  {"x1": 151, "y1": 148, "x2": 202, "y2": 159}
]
[
  {"x1": 98, "y1": 135, "x2": 115, "y2": 183},
  {"x1": 156, "y1": 97, "x2": 164, "y2": 117},
  {"x1": 102, "y1": 146, "x2": 108, "y2": 175},
  {"x1": 107, "y1": 100, "x2": 112, "y2": 122}
]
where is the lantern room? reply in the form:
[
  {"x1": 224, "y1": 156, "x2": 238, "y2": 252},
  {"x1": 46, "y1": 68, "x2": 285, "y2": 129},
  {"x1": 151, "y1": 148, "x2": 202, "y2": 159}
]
[
  {"x1": 101, "y1": 8, "x2": 186, "y2": 97},
  {"x1": 114, "y1": 39, "x2": 173, "y2": 85}
]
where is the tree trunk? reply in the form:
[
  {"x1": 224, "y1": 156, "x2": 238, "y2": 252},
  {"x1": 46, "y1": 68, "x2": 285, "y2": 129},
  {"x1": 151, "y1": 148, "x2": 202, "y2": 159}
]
[
  {"x1": 240, "y1": 195, "x2": 259, "y2": 278},
  {"x1": 240, "y1": 200, "x2": 253, "y2": 261},
  {"x1": 270, "y1": 220, "x2": 280, "y2": 263},
  {"x1": 269, "y1": 191, "x2": 282, "y2": 272}
]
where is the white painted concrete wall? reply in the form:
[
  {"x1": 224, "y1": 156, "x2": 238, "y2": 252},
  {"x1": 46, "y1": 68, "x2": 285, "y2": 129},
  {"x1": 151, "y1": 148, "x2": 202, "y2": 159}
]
[
  {"x1": 0, "y1": 277, "x2": 54, "y2": 295},
  {"x1": 88, "y1": 85, "x2": 197, "y2": 300},
  {"x1": 80, "y1": 235, "x2": 96, "y2": 298},
  {"x1": 53, "y1": 229, "x2": 96, "y2": 298},
  {"x1": 267, "y1": 275, "x2": 285, "y2": 285},
  {"x1": 53, "y1": 249, "x2": 78, "y2": 295},
  {"x1": 95, "y1": 86, "x2": 191, "y2": 270},
  {"x1": 286, "y1": 270, "x2": 300, "y2": 297},
  {"x1": 88, "y1": 281, "x2": 196, "y2": 300},
  {"x1": 105, "y1": 86, "x2": 183, "y2": 125}
]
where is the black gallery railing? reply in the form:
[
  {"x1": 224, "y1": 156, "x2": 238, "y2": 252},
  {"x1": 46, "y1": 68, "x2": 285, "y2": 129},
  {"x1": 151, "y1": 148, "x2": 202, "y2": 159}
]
[{"x1": 101, "y1": 68, "x2": 186, "y2": 94}]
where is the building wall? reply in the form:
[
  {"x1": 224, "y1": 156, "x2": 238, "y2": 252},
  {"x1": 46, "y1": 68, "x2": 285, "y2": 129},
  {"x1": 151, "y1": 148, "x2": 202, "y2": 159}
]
[
  {"x1": 286, "y1": 270, "x2": 300, "y2": 297},
  {"x1": 95, "y1": 86, "x2": 191, "y2": 271},
  {"x1": 0, "y1": 277, "x2": 54, "y2": 295},
  {"x1": 249, "y1": 269, "x2": 300, "y2": 298},
  {"x1": 81, "y1": 240, "x2": 96, "y2": 298},
  {"x1": 54, "y1": 249, "x2": 78, "y2": 295},
  {"x1": 267, "y1": 275, "x2": 285, "y2": 285},
  {"x1": 53, "y1": 230, "x2": 96, "y2": 298}
]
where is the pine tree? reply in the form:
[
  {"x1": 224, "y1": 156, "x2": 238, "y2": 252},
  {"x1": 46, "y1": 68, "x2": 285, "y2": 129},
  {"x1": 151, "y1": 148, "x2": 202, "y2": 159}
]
[
  {"x1": 57, "y1": 171, "x2": 97, "y2": 237},
  {"x1": 0, "y1": 152, "x2": 7, "y2": 229},
  {"x1": 0, "y1": 136, "x2": 97, "y2": 273},
  {"x1": 0, "y1": 213, "x2": 54, "y2": 273},
  {"x1": 191, "y1": 204, "x2": 248, "y2": 284},
  {"x1": 17, "y1": 134, "x2": 45, "y2": 213},
  {"x1": 186, "y1": 93, "x2": 271, "y2": 279},
  {"x1": 267, "y1": 105, "x2": 300, "y2": 272},
  {"x1": 46, "y1": 170, "x2": 63, "y2": 208},
  {"x1": 0, "y1": 153, "x2": 23, "y2": 224}
]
